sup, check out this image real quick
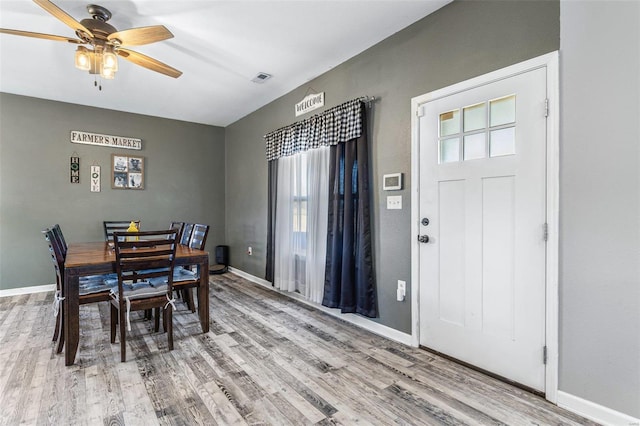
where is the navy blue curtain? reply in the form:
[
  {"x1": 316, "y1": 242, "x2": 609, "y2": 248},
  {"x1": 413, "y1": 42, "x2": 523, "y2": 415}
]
[
  {"x1": 322, "y1": 103, "x2": 377, "y2": 317},
  {"x1": 265, "y1": 160, "x2": 278, "y2": 283}
]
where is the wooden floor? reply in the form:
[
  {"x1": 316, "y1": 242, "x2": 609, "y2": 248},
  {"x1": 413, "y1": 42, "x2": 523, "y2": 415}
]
[{"x1": 0, "y1": 274, "x2": 596, "y2": 426}]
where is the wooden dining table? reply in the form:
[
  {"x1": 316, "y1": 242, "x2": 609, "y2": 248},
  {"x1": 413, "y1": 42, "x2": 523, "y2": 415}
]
[{"x1": 63, "y1": 241, "x2": 210, "y2": 366}]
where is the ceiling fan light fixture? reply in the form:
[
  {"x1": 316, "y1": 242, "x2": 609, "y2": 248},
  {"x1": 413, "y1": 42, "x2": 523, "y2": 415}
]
[
  {"x1": 100, "y1": 62, "x2": 115, "y2": 79},
  {"x1": 102, "y1": 46, "x2": 118, "y2": 72},
  {"x1": 75, "y1": 46, "x2": 91, "y2": 71}
]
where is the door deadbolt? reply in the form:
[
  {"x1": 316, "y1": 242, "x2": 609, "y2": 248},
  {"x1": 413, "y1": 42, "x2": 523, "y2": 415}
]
[{"x1": 421, "y1": 218, "x2": 430, "y2": 226}]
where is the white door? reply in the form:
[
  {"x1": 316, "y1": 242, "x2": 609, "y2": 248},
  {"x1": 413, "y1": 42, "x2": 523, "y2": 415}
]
[{"x1": 418, "y1": 68, "x2": 547, "y2": 391}]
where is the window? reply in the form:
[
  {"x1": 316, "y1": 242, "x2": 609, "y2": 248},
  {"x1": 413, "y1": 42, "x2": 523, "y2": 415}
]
[{"x1": 438, "y1": 94, "x2": 517, "y2": 163}]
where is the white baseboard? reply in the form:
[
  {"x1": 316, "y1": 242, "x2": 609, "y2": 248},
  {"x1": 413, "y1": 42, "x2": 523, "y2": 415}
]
[
  {"x1": 557, "y1": 391, "x2": 639, "y2": 426},
  {"x1": 228, "y1": 267, "x2": 413, "y2": 346},
  {"x1": 0, "y1": 284, "x2": 55, "y2": 298}
]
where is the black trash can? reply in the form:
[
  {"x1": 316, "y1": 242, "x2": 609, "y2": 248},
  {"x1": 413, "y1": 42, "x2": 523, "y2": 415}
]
[{"x1": 209, "y1": 245, "x2": 229, "y2": 274}]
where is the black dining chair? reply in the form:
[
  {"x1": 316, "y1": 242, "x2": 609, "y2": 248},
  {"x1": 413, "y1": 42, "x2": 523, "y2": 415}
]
[
  {"x1": 42, "y1": 227, "x2": 116, "y2": 353},
  {"x1": 169, "y1": 221, "x2": 185, "y2": 242},
  {"x1": 179, "y1": 223, "x2": 194, "y2": 246},
  {"x1": 41, "y1": 228, "x2": 65, "y2": 350},
  {"x1": 52, "y1": 223, "x2": 67, "y2": 255},
  {"x1": 173, "y1": 223, "x2": 210, "y2": 313},
  {"x1": 103, "y1": 220, "x2": 141, "y2": 242},
  {"x1": 110, "y1": 229, "x2": 178, "y2": 362}
]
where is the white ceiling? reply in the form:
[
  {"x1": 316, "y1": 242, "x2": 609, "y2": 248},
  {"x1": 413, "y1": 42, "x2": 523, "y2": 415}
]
[{"x1": 0, "y1": 0, "x2": 450, "y2": 126}]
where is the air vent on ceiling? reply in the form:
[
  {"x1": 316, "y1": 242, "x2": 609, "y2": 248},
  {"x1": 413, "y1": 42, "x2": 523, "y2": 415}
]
[{"x1": 251, "y1": 72, "x2": 272, "y2": 83}]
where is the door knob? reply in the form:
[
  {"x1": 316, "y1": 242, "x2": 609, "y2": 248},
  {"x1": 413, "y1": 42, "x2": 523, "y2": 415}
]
[{"x1": 418, "y1": 235, "x2": 430, "y2": 243}]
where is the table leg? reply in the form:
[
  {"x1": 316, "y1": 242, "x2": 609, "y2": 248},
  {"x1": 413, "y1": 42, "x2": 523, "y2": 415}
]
[
  {"x1": 64, "y1": 270, "x2": 80, "y2": 366},
  {"x1": 199, "y1": 257, "x2": 209, "y2": 333}
]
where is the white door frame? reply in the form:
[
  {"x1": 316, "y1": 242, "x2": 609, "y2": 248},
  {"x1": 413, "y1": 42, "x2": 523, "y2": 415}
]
[{"x1": 410, "y1": 51, "x2": 559, "y2": 403}]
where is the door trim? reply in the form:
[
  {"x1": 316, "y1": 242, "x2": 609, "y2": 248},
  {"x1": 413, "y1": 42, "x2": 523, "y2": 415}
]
[{"x1": 410, "y1": 51, "x2": 559, "y2": 403}]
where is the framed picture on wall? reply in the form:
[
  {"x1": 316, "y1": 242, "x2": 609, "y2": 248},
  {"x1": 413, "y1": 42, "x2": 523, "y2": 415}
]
[{"x1": 111, "y1": 154, "x2": 144, "y2": 189}]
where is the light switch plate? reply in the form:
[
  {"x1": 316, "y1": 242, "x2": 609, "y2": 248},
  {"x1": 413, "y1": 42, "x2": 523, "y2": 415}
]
[{"x1": 387, "y1": 195, "x2": 402, "y2": 210}]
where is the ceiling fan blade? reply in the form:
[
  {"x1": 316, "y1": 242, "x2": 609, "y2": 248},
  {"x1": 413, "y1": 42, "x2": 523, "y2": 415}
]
[
  {"x1": 33, "y1": 0, "x2": 93, "y2": 38},
  {"x1": 0, "y1": 28, "x2": 84, "y2": 44},
  {"x1": 117, "y1": 48, "x2": 182, "y2": 78},
  {"x1": 108, "y1": 26, "x2": 174, "y2": 47}
]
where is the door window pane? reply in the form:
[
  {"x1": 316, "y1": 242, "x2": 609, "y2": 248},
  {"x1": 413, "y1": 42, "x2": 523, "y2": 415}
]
[
  {"x1": 490, "y1": 95, "x2": 516, "y2": 127},
  {"x1": 440, "y1": 109, "x2": 460, "y2": 137},
  {"x1": 464, "y1": 103, "x2": 486, "y2": 132},
  {"x1": 440, "y1": 137, "x2": 460, "y2": 163},
  {"x1": 490, "y1": 127, "x2": 516, "y2": 157},
  {"x1": 464, "y1": 133, "x2": 486, "y2": 160}
]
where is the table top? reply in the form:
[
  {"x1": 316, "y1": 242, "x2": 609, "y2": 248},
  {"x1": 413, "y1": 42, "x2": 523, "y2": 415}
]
[{"x1": 65, "y1": 241, "x2": 209, "y2": 268}]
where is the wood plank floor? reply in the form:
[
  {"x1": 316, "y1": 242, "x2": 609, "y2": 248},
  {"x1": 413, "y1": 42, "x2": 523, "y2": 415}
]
[{"x1": 0, "y1": 273, "x2": 596, "y2": 426}]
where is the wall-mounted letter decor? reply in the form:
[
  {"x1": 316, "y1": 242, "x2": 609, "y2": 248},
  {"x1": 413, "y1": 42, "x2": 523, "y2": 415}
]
[
  {"x1": 90, "y1": 165, "x2": 100, "y2": 192},
  {"x1": 70, "y1": 156, "x2": 80, "y2": 183}
]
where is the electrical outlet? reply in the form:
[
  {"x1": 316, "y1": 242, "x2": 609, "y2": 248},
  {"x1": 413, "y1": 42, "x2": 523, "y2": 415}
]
[{"x1": 247, "y1": 246, "x2": 253, "y2": 255}]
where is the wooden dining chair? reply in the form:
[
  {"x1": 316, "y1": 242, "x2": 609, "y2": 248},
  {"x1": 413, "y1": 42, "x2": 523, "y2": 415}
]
[
  {"x1": 179, "y1": 223, "x2": 194, "y2": 246},
  {"x1": 169, "y1": 221, "x2": 185, "y2": 242},
  {"x1": 42, "y1": 227, "x2": 116, "y2": 354},
  {"x1": 103, "y1": 220, "x2": 141, "y2": 242},
  {"x1": 110, "y1": 229, "x2": 178, "y2": 362},
  {"x1": 42, "y1": 228, "x2": 65, "y2": 349},
  {"x1": 173, "y1": 223, "x2": 210, "y2": 313},
  {"x1": 52, "y1": 224, "x2": 67, "y2": 255}
]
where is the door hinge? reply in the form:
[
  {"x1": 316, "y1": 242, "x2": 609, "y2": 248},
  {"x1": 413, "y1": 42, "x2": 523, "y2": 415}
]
[
  {"x1": 417, "y1": 105, "x2": 425, "y2": 117},
  {"x1": 543, "y1": 345, "x2": 548, "y2": 365},
  {"x1": 544, "y1": 98, "x2": 549, "y2": 118},
  {"x1": 543, "y1": 222, "x2": 549, "y2": 242}
]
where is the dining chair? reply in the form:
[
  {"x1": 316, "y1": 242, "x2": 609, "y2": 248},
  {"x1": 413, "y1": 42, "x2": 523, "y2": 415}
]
[
  {"x1": 52, "y1": 224, "x2": 67, "y2": 255},
  {"x1": 42, "y1": 228, "x2": 65, "y2": 349},
  {"x1": 110, "y1": 229, "x2": 178, "y2": 362},
  {"x1": 103, "y1": 220, "x2": 141, "y2": 242},
  {"x1": 42, "y1": 227, "x2": 116, "y2": 354},
  {"x1": 173, "y1": 223, "x2": 210, "y2": 313},
  {"x1": 169, "y1": 221, "x2": 185, "y2": 242},
  {"x1": 179, "y1": 223, "x2": 194, "y2": 246}
]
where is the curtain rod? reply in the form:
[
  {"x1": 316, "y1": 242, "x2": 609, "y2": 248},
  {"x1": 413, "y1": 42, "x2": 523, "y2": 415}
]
[{"x1": 358, "y1": 95, "x2": 376, "y2": 108}]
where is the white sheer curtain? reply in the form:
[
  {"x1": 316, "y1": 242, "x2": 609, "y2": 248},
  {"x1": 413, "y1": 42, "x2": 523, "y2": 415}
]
[{"x1": 274, "y1": 147, "x2": 329, "y2": 303}]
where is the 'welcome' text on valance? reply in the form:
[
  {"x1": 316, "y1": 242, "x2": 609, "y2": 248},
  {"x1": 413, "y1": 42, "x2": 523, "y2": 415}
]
[{"x1": 264, "y1": 98, "x2": 363, "y2": 161}]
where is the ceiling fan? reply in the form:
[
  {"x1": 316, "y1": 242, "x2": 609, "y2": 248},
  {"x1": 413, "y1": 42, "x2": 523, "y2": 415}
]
[{"x1": 0, "y1": 0, "x2": 182, "y2": 85}]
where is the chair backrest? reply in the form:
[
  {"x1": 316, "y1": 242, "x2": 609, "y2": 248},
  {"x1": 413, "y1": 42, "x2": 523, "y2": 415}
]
[
  {"x1": 169, "y1": 221, "x2": 184, "y2": 241},
  {"x1": 112, "y1": 230, "x2": 178, "y2": 299},
  {"x1": 42, "y1": 228, "x2": 64, "y2": 288},
  {"x1": 52, "y1": 224, "x2": 67, "y2": 255},
  {"x1": 180, "y1": 223, "x2": 194, "y2": 246},
  {"x1": 189, "y1": 224, "x2": 209, "y2": 250},
  {"x1": 104, "y1": 220, "x2": 141, "y2": 242}
]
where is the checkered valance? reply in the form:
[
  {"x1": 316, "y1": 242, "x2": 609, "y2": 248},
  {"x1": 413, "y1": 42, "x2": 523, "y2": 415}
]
[{"x1": 264, "y1": 99, "x2": 363, "y2": 161}]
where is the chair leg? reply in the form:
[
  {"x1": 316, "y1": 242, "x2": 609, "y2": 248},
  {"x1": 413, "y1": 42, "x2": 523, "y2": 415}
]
[
  {"x1": 162, "y1": 307, "x2": 167, "y2": 332},
  {"x1": 183, "y1": 288, "x2": 196, "y2": 312},
  {"x1": 56, "y1": 304, "x2": 65, "y2": 354},
  {"x1": 191, "y1": 288, "x2": 196, "y2": 313},
  {"x1": 110, "y1": 304, "x2": 117, "y2": 344},
  {"x1": 166, "y1": 306, "x2": 173, "y2": 351},
  {"x1": 52, "y1": 312, "x2": 60, "y2": 342},
  {"x1": 119, "y1": 307, "x2": 127, "y2": 362},
  {"x1": 154, "y1": 307, "x2": 160, "y2": 332}
]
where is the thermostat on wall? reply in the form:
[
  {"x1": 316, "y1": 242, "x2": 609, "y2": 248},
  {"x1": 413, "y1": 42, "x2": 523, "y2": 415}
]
[{"x1": 383, "y1": 173, "x2": 402, "y2": 191}]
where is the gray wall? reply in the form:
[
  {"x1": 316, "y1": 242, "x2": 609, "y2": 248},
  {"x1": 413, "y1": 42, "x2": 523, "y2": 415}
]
[
  {"x1": 0, "y1": 93, "x2": 225, "y2": 290},
  {"x1": 559, "y1": 1, "x2": 640, "y2": 417},
  {"x1": 225, "y1": 0, "x2": 559, "y2": 332},
  {"x1": 225, "y1": 0, "x2": 640, "y2": 417}
]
